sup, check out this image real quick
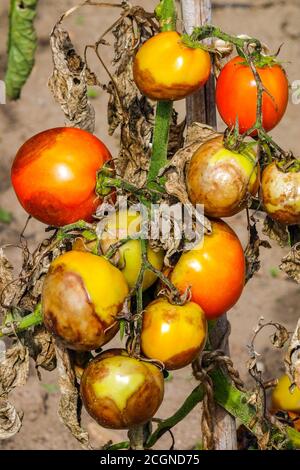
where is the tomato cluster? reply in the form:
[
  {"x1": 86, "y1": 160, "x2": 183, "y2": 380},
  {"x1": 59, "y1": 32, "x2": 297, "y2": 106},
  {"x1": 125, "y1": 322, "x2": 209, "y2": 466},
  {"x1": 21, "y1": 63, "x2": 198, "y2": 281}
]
[{"x1": 9, "y1": 26, "x2": 298, "y2": 432}]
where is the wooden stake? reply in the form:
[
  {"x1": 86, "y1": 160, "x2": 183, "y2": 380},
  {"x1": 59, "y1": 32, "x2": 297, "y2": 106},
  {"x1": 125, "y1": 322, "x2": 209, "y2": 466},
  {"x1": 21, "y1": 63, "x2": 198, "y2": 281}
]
[{"x1": 181, "y1": 0, "x2": 237, "y2": 450}]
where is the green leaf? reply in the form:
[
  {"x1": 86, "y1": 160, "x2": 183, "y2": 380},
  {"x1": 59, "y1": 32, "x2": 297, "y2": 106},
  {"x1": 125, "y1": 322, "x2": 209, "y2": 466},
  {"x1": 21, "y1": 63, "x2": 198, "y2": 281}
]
[
  {"x1": 5, "y1": 0, "x2": 39, "y2": 100},
  {"x1": 0, "y1": 208, "x2": 12, "y2": 224},
  {"x1": 119, "y1": 319, "x2": 126, "y2": 341}
]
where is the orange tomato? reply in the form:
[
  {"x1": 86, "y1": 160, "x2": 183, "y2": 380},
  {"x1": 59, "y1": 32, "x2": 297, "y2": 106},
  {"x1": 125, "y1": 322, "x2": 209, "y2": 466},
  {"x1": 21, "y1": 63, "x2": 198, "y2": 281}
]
[
  {"x1": 141, "y1": 299, "x2": 207, "y2": 370},
  {"x1": 216, "y1": 56, "x2": 289, "y2": 134},
  {"x1": 133, "y1": 31, "x2": 211, "y2": 101},
  {"x1": 11, "y1": 127, "x2": 111, "y2": 226},
  {"x1": 170, "y1": 220, "x2": 245, "y2": 319}
]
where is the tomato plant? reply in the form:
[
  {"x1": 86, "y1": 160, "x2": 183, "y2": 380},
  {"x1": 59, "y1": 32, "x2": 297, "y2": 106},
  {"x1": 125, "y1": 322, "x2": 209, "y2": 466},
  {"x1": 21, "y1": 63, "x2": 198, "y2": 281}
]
[
  {"x1": 42, "y1": 251, "x2": 129, "y2": 350},
  {"x1": 80, "y1": 349, "x2": 164, "y2": 429},
  {"x1": 100, "y1": 210, "x2": 165, "y2": 290},
  {"x1": 186, "y1": 135, "x2": 260, "y2": 217},
  {"x1": 141, "y1": 298, "x2": 207, "y2": 369},
  {"x1": 11, "y1": 127, "x2": 111, "y2": 226},
  {"x1": 133, "y1": 31, "x2": 211, "y2": 101},
  {"x1": 261, "y1": 162, "x2": 300, "y2": 225},
  {"x1": 216, "y1": 56, "x2": 289, "y2": 134},
  {"x1": 170, "y1": 220, "x2": 245, "y2": 319}
]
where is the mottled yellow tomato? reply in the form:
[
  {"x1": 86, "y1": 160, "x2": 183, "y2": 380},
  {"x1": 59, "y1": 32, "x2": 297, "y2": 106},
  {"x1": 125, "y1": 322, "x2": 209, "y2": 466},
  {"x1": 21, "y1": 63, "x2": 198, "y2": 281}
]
[
  {"x1": 141, "y1": 299, "x2": 207, "y2": 370},
  {"x1": 187, "y1": 136, "x2": 260, "y2": 217},
  {"x1": 133, "y1": 31, "x2": 211, "y2": 101},
  {"x1": 170, "y1": 220, "x2": 245, "y2": 319},
  {"x1": 100, "y1": 210, "x2": 164, "y2": 290},
  {"x1": 80, "y1": 349, "x2": 164, "y2": 429},
  {"x1": 42, "y1": 251, "x2": 129, "y2": 351},
  {"x1": 271, "y1": 375, "x2": 300, "y2": 414},
  {"x1": 261, "y1": 162, "x2": 300, "y2": 225}
]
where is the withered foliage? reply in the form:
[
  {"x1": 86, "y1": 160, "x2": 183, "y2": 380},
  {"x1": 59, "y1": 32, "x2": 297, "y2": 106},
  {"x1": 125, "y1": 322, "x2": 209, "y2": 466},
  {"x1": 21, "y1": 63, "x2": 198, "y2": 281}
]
[
  {"x1": 49, "y1": 26, "x2": 99, "y2": 132},
  {"x1": 280, "y1": 242, "x2": 300, "y2": 284},
  {"x1": 244, "y1": 221, "x2": 271, "y2": 283},
  {"x1": 263, "y1": 215, "x2": 289, "y2": 248}
]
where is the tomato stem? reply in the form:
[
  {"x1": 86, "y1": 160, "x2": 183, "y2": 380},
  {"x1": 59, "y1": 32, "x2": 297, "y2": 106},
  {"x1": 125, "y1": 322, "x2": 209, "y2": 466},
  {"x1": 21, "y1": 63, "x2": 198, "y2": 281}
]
[{"x1": 0, "y1": 303, "x2": 43, "y2": 338}]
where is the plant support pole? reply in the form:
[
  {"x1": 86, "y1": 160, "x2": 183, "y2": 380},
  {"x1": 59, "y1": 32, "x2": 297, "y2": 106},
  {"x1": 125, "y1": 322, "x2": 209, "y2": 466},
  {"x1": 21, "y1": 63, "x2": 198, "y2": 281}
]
[{"x1": 181, "y1": 0, "x2": 237, "y2": 450}]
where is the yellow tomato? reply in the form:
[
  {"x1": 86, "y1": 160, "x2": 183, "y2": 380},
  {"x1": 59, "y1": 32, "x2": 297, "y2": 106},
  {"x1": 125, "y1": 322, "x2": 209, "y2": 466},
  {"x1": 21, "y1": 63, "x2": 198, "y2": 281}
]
[
  {"x1": 42, "y1": 251, "x2": 129, "y2": 351},
  {"x1": 271, "y1": 375, "x2": 300, "y2": 414},
  {"x1": 133, "y1": 31, "x2": 211, "y2": 101},
  {"x1": 141, "y1": 299, "x2": 207, "y2": 370},
  {"x1": 100, "y1": 210, "x2": 164, "y2": 291},
  {"x1": 80, "y1": 349, "x2": 164, "y2": 429}
]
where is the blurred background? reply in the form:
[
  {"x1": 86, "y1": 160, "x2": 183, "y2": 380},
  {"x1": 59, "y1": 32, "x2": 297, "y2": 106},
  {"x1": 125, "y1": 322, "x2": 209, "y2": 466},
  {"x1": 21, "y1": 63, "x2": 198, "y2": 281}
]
[{"x1": 0, "y1": 0, "x2": 299, "y2": 450}]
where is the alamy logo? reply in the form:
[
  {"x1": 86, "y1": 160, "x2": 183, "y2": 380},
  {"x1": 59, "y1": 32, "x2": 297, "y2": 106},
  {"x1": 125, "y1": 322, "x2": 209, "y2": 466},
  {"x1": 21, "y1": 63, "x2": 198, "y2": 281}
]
[
  {"x1": 292, "y1": 80, "x2": 300, "y2": 105},
  {"x1": 0, "y1": 80, "x2": 6, "y2": 104}
]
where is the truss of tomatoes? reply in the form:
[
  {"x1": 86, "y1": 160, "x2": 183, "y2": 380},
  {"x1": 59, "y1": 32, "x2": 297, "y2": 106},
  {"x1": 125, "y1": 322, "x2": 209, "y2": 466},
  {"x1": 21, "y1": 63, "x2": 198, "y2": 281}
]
[{"x1": 10, "y1": 29, "x2": 300, "y2": 431}]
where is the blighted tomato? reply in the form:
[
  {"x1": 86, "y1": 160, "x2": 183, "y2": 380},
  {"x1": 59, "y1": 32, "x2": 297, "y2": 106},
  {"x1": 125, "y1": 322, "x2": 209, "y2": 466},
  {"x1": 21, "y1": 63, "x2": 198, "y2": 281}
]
[
  {"x1": 170, "y1": 220, "x2": 245, "y2": 319},
  {"x1": 133, "y1": 31, "x2": 211, "y2": 101},
  {"x1": 141, "y1": 299, "x2": 207, "y2": 370},
  {"x1": 216, "y1": 56, "x2": 289, "y2": 134},
  {"x1": 80, "y1": 349, "x2": 164, "y2": 429},
  {"x1": 42, "y1": 251, "x2": 129, "y2": 350},
  {"x1": 100, "y1": 210, "x2": 164, "y2": 291},
  {"x1": 187, "y1": 135, "x2": 260, "y2": 217},
  {"x1": 271, "y1": 375, "x2": 300, "y2": 415},
  {"x1": 11, "y1": 127, "x2": 111, "y2": 226},
  {"x1": 261, "y1": 162, "x2": 300, "y2": 225}
]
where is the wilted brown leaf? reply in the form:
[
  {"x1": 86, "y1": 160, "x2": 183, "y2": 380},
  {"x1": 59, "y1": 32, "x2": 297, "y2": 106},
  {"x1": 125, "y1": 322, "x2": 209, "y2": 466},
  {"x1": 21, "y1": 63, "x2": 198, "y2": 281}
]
[
  {"x1": 0, "y1": 399, "x2": 23, "y2": 440},
  {"x1": 244, "y1": 222, "x2": 271, "y2": 282},
  {"x1": 0, "y1": 342, "x2": 29, "y2": 396},
  {"x1": 280, "y1": 242, "x2": 300, "y2": 283},
  {"x1": 0, "y1": 249, "x2": 15, "y2": 317},
  {"x1": 49, "y1": 26, "x2": 98, "y2": 132},
  {"x1": 25, "y1": 326, "x2": 56, "y2": 374},
  {"x1": 285, "y1": 318, "x2": 300, "y2": 390},
  {"x1": 263, "y1": 216, "x2": 289, "y2": 248},
  {"x1": 55, "y1": 342, "x2": 90, "y2": 448}
]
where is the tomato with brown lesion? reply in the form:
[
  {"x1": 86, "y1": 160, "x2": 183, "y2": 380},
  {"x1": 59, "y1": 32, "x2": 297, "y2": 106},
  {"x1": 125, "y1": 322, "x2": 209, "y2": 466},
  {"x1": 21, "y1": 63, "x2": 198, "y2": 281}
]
[
  {"x1": 261, "y1": 162, "x2": 300, "y2": 225},
  {"x1": 186, "y1": 135, "x2": 260, "y2": 218},
  {"x1": 141, "y1": 298, "x2": 207, "y2": 370},
  {"x1": 42, "y1": 251, "x2": 129, "y2": 351},
  {"x1": 133, "y1": 31, "x2": 211, "y2": 101},
  {"x1": 80, "y1": 349, "x2": 164, "y2": 429}
]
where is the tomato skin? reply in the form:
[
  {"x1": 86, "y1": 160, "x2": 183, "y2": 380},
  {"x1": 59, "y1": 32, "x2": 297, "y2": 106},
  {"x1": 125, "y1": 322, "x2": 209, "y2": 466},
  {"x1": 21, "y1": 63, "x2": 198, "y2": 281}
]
[
  {"x1": 216, "y1": 56, "x2": 289, "y2": 134},
  {"x1": 80, "y1": 349, "x2": 164, "y2": 429},
  {"x1": 141, "y1": 299, "x2": 207, "y2": 370},
  {"x1": 133, "y1": 31, "x2": 211, "y2": 101},
  {"x1": 261, "y1": 163, "x2": 300, "y2": 225},
  {"x1": 170, "y1": 220, "x2": 245, "y2": 319},
  {"x1": 187, "y1": 135, "x2": 260, "y2": 217},
  {"x1": 11, "y1": 127, "x2": 111, "y2": 226},
  {"x1": 271, "y1": 375, "x2": 300, "y2": 414},
  {"x1": 100, "y1": 210, "x2": 164, "y2": 291},
  {"x1": 42, "y1": 251, "x2": 129, "y2": 351}
]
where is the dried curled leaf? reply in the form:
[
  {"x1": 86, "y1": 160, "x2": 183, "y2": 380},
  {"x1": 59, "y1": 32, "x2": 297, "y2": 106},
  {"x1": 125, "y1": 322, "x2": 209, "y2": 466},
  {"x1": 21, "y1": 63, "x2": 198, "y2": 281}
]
[
  {"x1": 0, "y1": 249, "x2": 15, "y2": 316},
  {"x1": 263, "y1": 216, "x2": 289, "y2": 248},
  {"x1": 280, "y1": 242, "x2": 300, "y2": 284},
  {"x1": 0, "y1": 343, "x2": 29, "y2": 396},
  {"x1": 285, "y1": 318, "x2": 300, "y2": 390},
  {"x1": 48, "y1": 26, "x2": 98, "y2": 132},
  {"x1": 244, "y1": 222, "x2": 271, "y2": 282},
  {"x1": 25, "y1": 326, "x2": 56, "y2": 373},
  {"x1": 107, "y1": 7, "x2": 158, "y2": 186},
  {"x1": 0, "y1": 399, "x2": 23, "y2": 440},
  {"x1": 0, "y1": 343, "x2": 29, "y2": 440},
  {"x1": 55, "y1": 343, "x2": 90, "y2": 448}
]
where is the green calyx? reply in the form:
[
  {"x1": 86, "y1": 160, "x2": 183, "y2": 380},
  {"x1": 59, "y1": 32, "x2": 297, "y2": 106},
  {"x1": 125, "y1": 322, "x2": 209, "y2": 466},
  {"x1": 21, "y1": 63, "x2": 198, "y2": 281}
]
[{"x1": 276, "y1": 158, "x2": 300, "y2": 173}]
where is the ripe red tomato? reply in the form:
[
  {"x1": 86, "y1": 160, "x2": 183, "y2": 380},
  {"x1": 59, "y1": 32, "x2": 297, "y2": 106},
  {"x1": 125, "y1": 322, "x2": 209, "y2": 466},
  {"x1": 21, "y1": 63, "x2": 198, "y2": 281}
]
[
  {"x1": 216, "y1": 56, "x2": 289, "y2": 134},
  {"x1": 170, "y1": 220, "x2": 245, "y2": 319},
  {"x1": 186, "y1": 135, "x2": 260, "y2": 218},
  {"x1": 11, "y1": 127, "x2": 111, "y2": 226},
  {"x1": 80, "y1": 349, "x2": 164, "y2": 429},
  {"x1": 261, "y1": 162, "x2": 300, "y2": 225},
  {"x1": 133, "y1": 31, "x2": 211, "y2": 101}
]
